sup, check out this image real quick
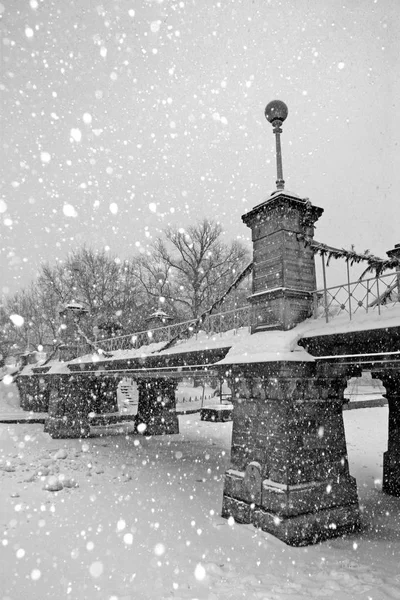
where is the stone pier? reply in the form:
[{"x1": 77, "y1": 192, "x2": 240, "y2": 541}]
[
  {"x1": 44, "y1": 375, "x2": 91, "y2": 438},
  {"x1": 222, "y1": 362, "x2": 360, "y2": 546},
  {"x1": 89, "y1": 376, "x2": 120, "y2": 415},
  {"x1": 16, "y1": 375, "x2": 50, "y2": 412},
  {"x1": 375, "y1": 372, "x2": 400, "y2": 496},
  {"x1": 136, "y1": 379, "x2": 179, "y2": 435}
]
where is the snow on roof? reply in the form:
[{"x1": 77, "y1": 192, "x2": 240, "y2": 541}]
[
  {"x1": 216, "y1": 329, "x2": 314, "y2": 365},
  {"x1": 269, "y1": 189, "x2": 301, "y2": 199},
  {"x1": 299, "y1": 301, "x2": 400, "y2": 339},
  {"x1": 45, "y1": 361, "x2": 72, "y2": 375},
  {"x1": 249, "y1": 190, "x2": 303, "y2": 213},
  {"x1": 160, "y1": 327, "x2": 249, "y2": 356},
  {"x1": 69, "y1": 341, "x2": 167, "y2": 365}
]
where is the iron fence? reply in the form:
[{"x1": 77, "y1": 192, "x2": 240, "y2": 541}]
[
  {"x1": 77, "y1": 305, "x2": 252, "y2": 356},
  {"x1": 313, "y1": 270, "x2": 400, "y2": 323}
]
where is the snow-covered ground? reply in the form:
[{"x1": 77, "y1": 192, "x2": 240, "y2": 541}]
[{"x1": 1, "y1": 407, "x2": 400, "y2": 600}]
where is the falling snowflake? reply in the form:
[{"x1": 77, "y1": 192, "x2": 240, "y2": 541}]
[
  {"x1": 150, "y1": 20, "x2": 161, "y2": 33},
  {"x1": 10, "y1": 314, "x2": 24, "y2": 327},
  {"x1": 63, "y1": 204, "x2": 78, "y2": 218},
  {"x1": 82, "y1": 113, "x2": 92, "y2": 124},
  {"x1": 40, "y1": 151, "x2": 51, "y2": 163},
  {"x1": 194, "y1": 563, "x2": 206, "y2": 581},
  {"x1": 154, "y1": 543, "x2": 165, "y2": 556},
  {"x1": 70, "y1": 128, "x2": 82, "y2": 142},
  {"x1": 31, "y1": 569, "x2": 41, "y2": 581},
  {"x1": 117, "y1": 519, "x2": 126, "y2": 531},
  {"x1": 89, "y1": 561, "x2": 104, "y2": 578}
]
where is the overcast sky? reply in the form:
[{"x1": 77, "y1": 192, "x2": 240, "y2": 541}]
[{"x1": 1, "y1": 0, "x2": 399, "y2": 295}]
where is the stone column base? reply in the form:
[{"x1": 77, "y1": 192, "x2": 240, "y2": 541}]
[
  {"x1": 44, "y1": 416, "x2": 90, "y2": 439},
  {"x1": 136, "y1": 413, "x2": 179, "y2": 436},
  {"x1": 222, "y1": 494, "x2": 360, "y2": 546},
  {"x1": 383, "y1": 450, "x2": 400, "y2": 496},
  {"x1": 222, "y1": 467, "x2": 360, "y2": 546}
]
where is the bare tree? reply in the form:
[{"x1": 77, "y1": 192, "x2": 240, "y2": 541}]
[
  {"x1": 0, "y1": 223, "x2": 250, "y2": 362},
  {"x1": 39, "y1": 247, "x2": 147, "y2": 338},
  {"x1": 0, "y1": 282, "x2": 60, "y2": 358},
  {"x1": 135, "y1": 219, "x2": 250, "y2": 318}
]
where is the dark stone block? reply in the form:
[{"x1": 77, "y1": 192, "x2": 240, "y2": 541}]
[
  {"x1": 221, "y1": 495, "x2": 252, "y2": 524},
  {"x1": 44, "y1": 416, "x2": 90, "y2": 439},
  {"x1": 136, "y1": 413, "x2": 179, "y2": 436},
  {"x1": 16, "y1": 376, "x2": 50, "y2": 412},
  {"x1": 136, "y1": 379, "x2": 179, "y2": 436},
  {"x1": 252, "y1": 503, "x2": 361, "y2": 546},
  {"x1": 383, "y1": 450, "x2": 400, "y2": 496},
  {"x1": 44, "y1": 375, "x2": 91, "y2": 439},
  {"x1": 261, "y1": 476, "x2": 359, "y2": 517},
  {"x1": 200, "y1": 406, "x2": 233, "y2": 422}
]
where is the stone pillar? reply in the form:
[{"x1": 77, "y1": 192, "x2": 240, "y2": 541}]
[
  {"x1": 376, "y1": 372, "x2": 400, "y2": 496},
  {"x1": 44, "y1": 375, "x2": 91, "y2": 438},
  {"x1": 15, "y1": 376, "x2": 29, "y2": 411},
  {"x1": 89, "y1": 376, "x2": 120, "y2": 414},
  {"x1": 222, "y1": 362, "x2": 360, "y2": 546},
  {"x1": 15, "y1": 375, "x2": 50, "y2": 412},
  {"x1": 136, "y1": 379, "x2": 179, "y2": 435},
  {"x1": 242, "y1": 192, "x2": 323, "y2": 331}
]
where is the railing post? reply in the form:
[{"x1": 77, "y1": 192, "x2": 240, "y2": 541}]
[
  {"x1": 321, "y1": 254, "x2": 329, "y2": 323},
  {"x1": 312, "y1": 291, "x2": 318, "y2": 319},
  {"x1": 346, "y1": 261, "x2": 352, "y2": 320},
  {"x1": 396, "y1": 269, "x2": 400, "y2": 302},
  {"x1": 386, "y1": 244, "x2": 400, "y2": 301},
  {"x1": 376, "y1": 274, "x2": 381, "y2": 316}
]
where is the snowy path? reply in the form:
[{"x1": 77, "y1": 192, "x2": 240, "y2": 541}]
[{"x1": 1, "y1": 408, "x2": 400, "y2": 600}]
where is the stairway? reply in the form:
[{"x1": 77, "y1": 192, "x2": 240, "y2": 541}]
[{"x1": 117, "y1": 378, "x2": 138, "y2": 414}]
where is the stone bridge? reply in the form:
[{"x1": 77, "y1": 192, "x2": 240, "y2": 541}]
[{"x1": 14, "y1": 100, "x2": 400, "y2": 547}]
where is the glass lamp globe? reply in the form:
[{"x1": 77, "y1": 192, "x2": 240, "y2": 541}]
[{"x1": 265, "y1": 100, "x2": 288, "y2": 124}]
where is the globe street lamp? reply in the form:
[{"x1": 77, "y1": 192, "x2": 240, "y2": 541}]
[{"x1": 264, "y1": 100, "x2": 288, "y2": 191}]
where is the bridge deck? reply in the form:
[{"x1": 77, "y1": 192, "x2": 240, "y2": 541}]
[{"x1": 24, "y1": 300, "x2": 400, "y2": 379}]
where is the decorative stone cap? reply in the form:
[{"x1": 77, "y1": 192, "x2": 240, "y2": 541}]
[
  {"x1": 386, "y1": 243, "x2": 400, "y2": 259},
  {"x1": 242, "y1": 192, "x2": 323, "y2": 230}
]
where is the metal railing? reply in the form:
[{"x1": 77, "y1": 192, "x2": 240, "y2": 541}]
[
  {"x1": 313, "y1": 270, "x2": 400, "y2": 323},
  {"x1": 77, "y1": 305, "x2": 252, "y2": 356}
]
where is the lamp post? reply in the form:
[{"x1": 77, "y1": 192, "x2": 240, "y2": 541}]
[{"x1": 264, "y1": 100, "x2": 288, "y2": 191}]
